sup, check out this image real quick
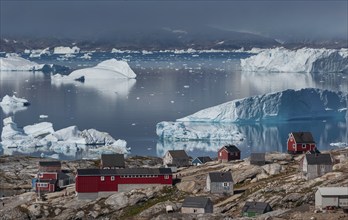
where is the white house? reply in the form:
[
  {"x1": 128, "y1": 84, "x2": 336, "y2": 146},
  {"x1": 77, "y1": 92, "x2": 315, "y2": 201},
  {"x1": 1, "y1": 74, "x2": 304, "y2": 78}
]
[{"x1": 315, "y1": 187, "x2": 348, "y2": 210}]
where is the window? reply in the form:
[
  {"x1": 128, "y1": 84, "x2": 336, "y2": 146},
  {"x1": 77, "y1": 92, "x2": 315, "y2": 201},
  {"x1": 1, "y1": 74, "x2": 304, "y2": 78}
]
[
  {"x1": 302, "y1": 144, "x2": 306, "y2": 148},
  {"x1": 164, "y1": 175, "x2": 169, "y2": 179},
  {"x1": 101, "y1": 176, "x2": 105, "y2": 181},
  {"x1": 38, "y1": 173, "x2": 43, "y2": 178},
  {"x1": 219, "y1": 152, "x2": 222, "y2": 157},
  {"x1": 37, "y1": 183, "x2": 48, "y2": 187},
  {"x1": 111, "y1": 176, "x2": 115, "y2": 181},
  {"x1": 193, "y1": 209, "x2": 197, "y2": 213},
  {"x1": 223, "y1": 182, "x2": 229, "y2": 187}
]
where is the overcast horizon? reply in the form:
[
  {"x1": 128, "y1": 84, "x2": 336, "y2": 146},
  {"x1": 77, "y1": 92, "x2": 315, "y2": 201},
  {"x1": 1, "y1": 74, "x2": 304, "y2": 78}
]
[{"x1": 1, "y1": 0, "x2": 347, "y2": 41}]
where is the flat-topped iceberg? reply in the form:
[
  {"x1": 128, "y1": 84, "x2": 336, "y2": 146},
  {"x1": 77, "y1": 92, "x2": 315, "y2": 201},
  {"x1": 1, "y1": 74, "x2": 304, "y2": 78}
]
[
  {"x1": 1, "y1": 117, "x2": 129, "y2": 156},
  {"x1": 0, "y1": 95, "x2": 30, "y2": 115},
  {"x1": 53, "y1": 46, "x2": 80, "y2": 54},
  {"x1": 0, "y1": 56, "x2": 44, "y2": 71},
  {"x1": 177, "y1": 88, "x2": 347, "y2": 123},
  {"x1": 241, "y1": 47, "x2": 348, "y2": 73}
]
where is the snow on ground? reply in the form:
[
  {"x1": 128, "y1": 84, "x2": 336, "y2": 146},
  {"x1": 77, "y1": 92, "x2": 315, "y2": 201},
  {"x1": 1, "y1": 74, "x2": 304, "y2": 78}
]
[
  {"x1": 241, "y1": 47, "x2": 348, "y2": 73},
  {"x1": 0, "y1": 117, "x2": 129, "y2": 157},
  {"x1": 0, "y1": 56, "x2": 44, "y2": 71},
  {"x1": 0, "y1": 95, "x2": 30, "y2": 115},
  {"x1": 53, "y1": 46, "x2": 80, "y2": 54},
  {"x1": 157, "y1": 88, "x2": 347, "y2": 141}
]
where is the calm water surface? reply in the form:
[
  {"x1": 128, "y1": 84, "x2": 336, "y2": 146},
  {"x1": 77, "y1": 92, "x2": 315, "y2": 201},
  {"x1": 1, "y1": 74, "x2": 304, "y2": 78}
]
[{"x1": 0, "y1": 52, "x2": 347, "y2": 159}]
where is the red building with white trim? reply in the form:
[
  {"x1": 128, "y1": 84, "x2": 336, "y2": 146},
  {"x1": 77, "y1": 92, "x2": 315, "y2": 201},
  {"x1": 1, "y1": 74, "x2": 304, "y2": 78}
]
[
  {"x1": 218, "y1": 145, "x2": 241, "y2": 162},
  {"x1": 76, "y1": 168, "x2": 173, "y2": 199},
  {"x1": 287, "y1": 132, "x2": 316, "y2": 154}
]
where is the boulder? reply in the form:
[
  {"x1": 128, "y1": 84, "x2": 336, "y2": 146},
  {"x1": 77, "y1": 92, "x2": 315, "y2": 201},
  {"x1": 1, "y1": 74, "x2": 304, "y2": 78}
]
[
  {"x1": 176, "y1": 181, "x2": 197, "y2": 193},
  {"x1": 262, "y1": 163, "x2": 282, "y2": 175}
]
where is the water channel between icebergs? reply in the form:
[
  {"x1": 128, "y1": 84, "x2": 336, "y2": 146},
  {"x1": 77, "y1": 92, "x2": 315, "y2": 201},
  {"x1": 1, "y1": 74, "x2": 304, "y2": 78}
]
[{"x1": 0, "y1": 52, "x2": 347, "y2": 160}]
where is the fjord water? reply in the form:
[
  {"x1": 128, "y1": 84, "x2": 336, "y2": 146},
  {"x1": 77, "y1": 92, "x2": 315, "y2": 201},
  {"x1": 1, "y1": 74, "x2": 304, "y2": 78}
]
[{"x1": 0, "y1": 52, "x2": 347, "y2": 159}]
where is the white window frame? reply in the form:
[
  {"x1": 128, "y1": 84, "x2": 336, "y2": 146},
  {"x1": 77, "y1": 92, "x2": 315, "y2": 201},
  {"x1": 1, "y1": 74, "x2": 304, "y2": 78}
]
[
  {"x1": 223, "y1": 182, "x2": 229, "y2": 187},
  {"x1": 302, "y1": 144, "x2": 306, "y2": 148},
  {"x1": 101, "y1": 176, "x2": 105, "y2": 181},
  {"x1": 111, "y1": 176, "x2": 115, "y2": 181},
  {"x1": 37, "y1": 183, "x2": 48, "y2": 187},
  {"x1": 164, "y1": 175, "x2": 169, "y2": 179}
]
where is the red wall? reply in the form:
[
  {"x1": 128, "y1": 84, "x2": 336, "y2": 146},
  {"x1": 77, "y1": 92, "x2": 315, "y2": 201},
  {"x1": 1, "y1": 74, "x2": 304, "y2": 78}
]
[
  {"x1": 36, "y1": 183, "x2": 55, "y2": 192},
  {"x1": 218, "y1": 149, "x2": 228, "y2": 161},
  {"x1": 76, "y1": 174, "x2": 172, "y2": 193}
]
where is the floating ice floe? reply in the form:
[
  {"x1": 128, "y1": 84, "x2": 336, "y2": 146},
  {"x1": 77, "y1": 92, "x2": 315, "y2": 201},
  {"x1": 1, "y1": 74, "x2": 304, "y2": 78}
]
[
  {"x1": 241, "y1": 47, "x2": 348, "y2": 73},
  {"x1": 0, "y1": 55, "x2": 45, "y2": 71},
  {"x1": 157, "y1": 88, "x2": 347, "y2": 141},
  {"x1": 0, "y1": 95, "x2": 30, "y2": 115},
  {"x1": 0, "y1": 117, "x2": 129, "y2": 157},
  {"x1": 53, "y1": 46, "x2": 80, "y2": 54},
  {"x1": 330, "y1": 142, "x2": 348, "y2": 148}
]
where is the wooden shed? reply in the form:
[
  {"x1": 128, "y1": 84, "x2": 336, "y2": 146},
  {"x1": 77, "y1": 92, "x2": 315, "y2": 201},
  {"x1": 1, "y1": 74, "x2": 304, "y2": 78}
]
[
  {"x1": 181, "y1": 196, "x2": 213, "y2": 214},
  {"x1": 287, "y1": 132, "x2": 316, "y2": 154},
  {"x1": 163, "y1": 150, "x2": 190, "y2": 167},
  {"x1": 242, "y1": 201, "x2": 272, "y2": 217},
  {"x1": 218, "y1": 145, "x2": 241, "y2": 162}
]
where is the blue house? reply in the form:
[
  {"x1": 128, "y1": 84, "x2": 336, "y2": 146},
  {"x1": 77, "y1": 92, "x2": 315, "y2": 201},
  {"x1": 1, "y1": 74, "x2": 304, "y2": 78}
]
[{"x1": 192, "y1": 156, "x2": 212, "y2": 166}]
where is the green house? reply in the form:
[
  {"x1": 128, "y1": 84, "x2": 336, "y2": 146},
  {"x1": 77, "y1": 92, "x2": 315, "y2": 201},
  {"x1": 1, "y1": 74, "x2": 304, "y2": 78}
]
[{"x1": 242, "y1": 202, "x2": 272, "y2": 217}]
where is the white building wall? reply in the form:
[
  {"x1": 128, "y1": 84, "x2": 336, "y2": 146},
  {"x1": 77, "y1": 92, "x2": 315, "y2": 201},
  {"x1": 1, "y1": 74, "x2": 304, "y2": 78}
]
[{"x1": 315, "y1": 190, "x2": 323, "y2": 209}]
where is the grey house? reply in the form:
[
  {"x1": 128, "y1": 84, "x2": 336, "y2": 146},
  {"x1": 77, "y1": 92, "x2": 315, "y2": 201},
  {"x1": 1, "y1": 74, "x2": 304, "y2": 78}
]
[
  {"x1": 250, "y1": 153, "x2": 266, "y2": 166},
  {"x1": 302, "y1": 154, "x2": 333, "y2": 180},
  {"x1": 181, "y1": 197, "x2": 213, "y2": 214},
  {"x1": 163, "y1": 150, "x2": 190, "y2": 167},
  {"x1": 315, "y1": 187, "x2": 348, "y2": 210},
  {"x1": 206, "y1": 172, "x2": 233, "y2": 194},
  {"x1": 242, "y1": 202, "x2": 273, "y2": 217},
  {"x1": 101, "y1": 153, "x2": 125, "y2": 169}
]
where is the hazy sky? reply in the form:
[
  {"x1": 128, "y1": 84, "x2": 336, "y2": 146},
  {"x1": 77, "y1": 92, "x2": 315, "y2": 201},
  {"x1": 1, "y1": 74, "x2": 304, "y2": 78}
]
[{"x1": 1, "y1": 0, "x2": 347, "y2": 40}]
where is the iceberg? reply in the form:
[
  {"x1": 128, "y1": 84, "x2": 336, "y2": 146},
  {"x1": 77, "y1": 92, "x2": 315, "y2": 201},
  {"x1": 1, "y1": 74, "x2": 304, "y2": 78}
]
[
  {"x1": 0, "y1": 56, "x2": 44, "y2": 71},
  {"x1": 29, "y1": 47, "x2": 51, "y2": 58},
  {"x1": 53, "y1": 58, "x2": 136, "y2": 80},
  {"x1": 156, "y1": 121, "x2": 245, "y2": 141},
  {"x1": 0, "y1": 117, "x2": 129, "y2": 157},
  {"x1": 0, "y1": 95, "x2": 30, "y2": 115},
  {"x1": 53, "y1": 46, "x2": 80, "y2": 54},
  {"x1": 176, "y1": 88, "x2": 347, "y2": 123},
  {"x1": 241, "y1": 47, "x2": 348, "y2": 73}
]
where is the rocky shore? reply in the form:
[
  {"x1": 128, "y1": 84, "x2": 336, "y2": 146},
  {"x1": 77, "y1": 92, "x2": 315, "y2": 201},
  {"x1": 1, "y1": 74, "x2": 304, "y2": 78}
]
[{"x1": 0, "y1": 148, "x2": 348, "y2": 220}]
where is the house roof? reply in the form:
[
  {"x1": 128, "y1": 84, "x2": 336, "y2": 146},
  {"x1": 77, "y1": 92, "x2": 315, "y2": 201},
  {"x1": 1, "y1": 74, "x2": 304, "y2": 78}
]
[
  {"x1": 167, "y1": 150, "x2": 189, "y2": 159},
  {"x1": 221, "y1": 145, "x2": 240, "y2": 153},
  {"x1": 208, "y1": 172, "x2": 233, "y2": 182},
  {"x1": 77, "y1": 168, "x2": 172, "y2": 176},
  {"x1": 317, "y1": 187, "x2": 348, "y2": 196},
  {"x1": 291, "y1": 132, "x2": 315, "y2": 143},
  {"x1": 101, "y1": 153, "x2": 125, "y2": 167},
  {"x1": 305, "y1": 154, "x2": 332, "y2": 165},
  {"x1": 194, "y1": 156, "x2": 212, "y2": 164},
  {"x1": 39, "y1": 161, "x2": 61, "y2": 167},
  {"x1": 250, "y1": 153, "x2": 265, "y2": 162},
  {"x1": 242, "y1": 202, "x2": 271, "y2": 213},
  {"x1": 182, "y1": 196, "x2": 211, "y2": 208}
]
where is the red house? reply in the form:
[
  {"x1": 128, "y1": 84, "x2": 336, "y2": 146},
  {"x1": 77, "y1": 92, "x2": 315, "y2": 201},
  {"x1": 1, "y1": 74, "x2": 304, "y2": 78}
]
[
  {"x1": 34, "y1": 161, "x2": 73, "y2": 193},
  {"x1": 218, "y1": 145, "x2": 241, "y2": 162},
  {"x1": 36, "y1": 179, "x2": 57, "y2": 193},
  {"x1": 75, "y1": 168, "x2": 172, "y2": 200},
  {"x1": 287, "y1": 132, "x2": 316, "y2": 154}
]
